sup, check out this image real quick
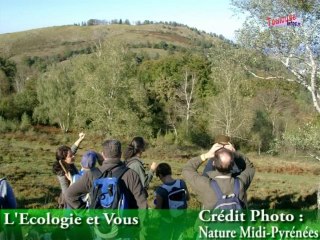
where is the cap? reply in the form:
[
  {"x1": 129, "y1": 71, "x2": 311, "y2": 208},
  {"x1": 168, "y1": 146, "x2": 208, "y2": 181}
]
[
  {"x1": 81, "y1": 150, "x2": 98, "y2": 169},
  {"x1": 214, "y1": 135, "x2": 231, "y2": 145}
]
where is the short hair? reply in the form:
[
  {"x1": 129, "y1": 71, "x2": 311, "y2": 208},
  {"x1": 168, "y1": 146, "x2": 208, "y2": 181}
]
[
  {"x1": 102, "y1": 140, "x2": 122, "y2": 158},
  {"x1": 156, "y1": 163, "x2": 172, "y2": 177},
  {"x1": 214, "y1": 149, "x2": 234, "y2": 173}
]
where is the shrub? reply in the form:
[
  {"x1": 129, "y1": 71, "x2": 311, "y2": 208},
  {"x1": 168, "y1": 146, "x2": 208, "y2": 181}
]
[
  {"x1": 20, "y1": 112, "x2": 32, "y2": 132},
  {"x1": 0, "y1": 116, "x2": 18, "y2": 133}
]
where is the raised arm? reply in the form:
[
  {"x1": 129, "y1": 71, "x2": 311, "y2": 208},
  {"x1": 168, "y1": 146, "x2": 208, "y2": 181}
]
[
  {"x1": 71, "y1": 132, "x2": 86, "y2": 154},
  {"x1": 236, "y1": 154, "x2": 255, "y2": 190}
]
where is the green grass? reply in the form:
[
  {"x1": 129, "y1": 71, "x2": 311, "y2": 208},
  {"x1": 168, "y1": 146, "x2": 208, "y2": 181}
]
[{"x1": 0, "y1": 129, "x2": 319, "y2": 209}]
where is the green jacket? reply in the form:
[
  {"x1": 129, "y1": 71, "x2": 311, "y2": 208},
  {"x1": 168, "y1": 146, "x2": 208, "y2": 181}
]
[
  {"x1": 125, "y1": 157, "x2": 154, "y2": 189},
  {"x1": 182, "y1": 153, "x2": 255, "y2": 209}
]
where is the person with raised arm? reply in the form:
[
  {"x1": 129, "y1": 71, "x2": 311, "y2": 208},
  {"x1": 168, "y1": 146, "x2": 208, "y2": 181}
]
[
  {"x1": 182, "y1": 139, "x2": 255, "y2": 210},
  {"x1": 52, "y1": 132, "x2": 85, "y2": 208}
]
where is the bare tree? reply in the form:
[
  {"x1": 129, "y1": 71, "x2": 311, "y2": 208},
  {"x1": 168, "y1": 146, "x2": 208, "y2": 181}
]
[
  {"x1": 208, "y1": 65, "x2": 252, "y2": 139},
  {"x1": 178, "y1": 70, "x2": 197, "y2": 133},
  {"x1": 233, "y1": 0, "x2": 320, "y2": 113}
]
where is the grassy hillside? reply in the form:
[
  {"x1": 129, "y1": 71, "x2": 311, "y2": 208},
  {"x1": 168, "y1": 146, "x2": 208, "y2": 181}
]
[
  {"x1": 0, "y1": 24, "x2": 220, "y2": 63},
  {"x1": 0, "y1": 23, "x2": 318, "y2": 210},
  {"x1": 1, "y1": 129, "x2": 318, "y2": 209}
]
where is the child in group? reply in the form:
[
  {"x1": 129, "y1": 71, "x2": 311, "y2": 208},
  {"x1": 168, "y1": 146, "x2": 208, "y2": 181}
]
[
  {"x1": 154, "y1": 163, "x2": 190, "y2": 240},
  {"x1": 70, "y1": 150, "x2": 99, "y2": 208},
  {"x1": 71, "y1": 150, "x2": 99, "y2": 183},
  {"x1": 154, "y1": 163, "x2": 189, "y2": 209}
]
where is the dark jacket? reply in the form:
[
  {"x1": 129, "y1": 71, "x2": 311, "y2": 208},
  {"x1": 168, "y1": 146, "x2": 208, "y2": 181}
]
[
  {"x1": 125, "y1": 157, "x2": 154, "y2": 189},
  {"x1": 182, "y1": 153, "x2": 255, "y2": 209},
  {"x1": 65, "y1": 158, "x2": 148, "y2": 209},
  {"x1": 0, "y1": 178, "x2": 17, "y2": 209}
]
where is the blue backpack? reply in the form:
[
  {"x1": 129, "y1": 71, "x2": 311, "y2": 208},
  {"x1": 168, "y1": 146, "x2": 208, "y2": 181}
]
[
  {"x1": 210, "y1": 178, "x2": 244, "y2": 210},
  {"x1": 89, "y1": 166, "x2": 129, "y2": 209}
]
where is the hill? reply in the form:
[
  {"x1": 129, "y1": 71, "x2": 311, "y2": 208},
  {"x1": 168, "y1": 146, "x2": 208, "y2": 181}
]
[
  {"x1": 0, "y1": 23, "x2": 318, "y2": 210},
  {"x1": 0, "y1": 23, "x2": 223, "y2": 64}
]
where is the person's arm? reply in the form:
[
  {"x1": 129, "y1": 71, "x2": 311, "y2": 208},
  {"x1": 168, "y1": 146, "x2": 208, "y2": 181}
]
[
  {"x1": 126, "y1": 171, "x2": 148, "y2": 209},
  {"x1": 3, "y1": 180, "x2": 17, "y2": 209},
  {"x1": 236, "y1": 155, "x2": 255, "y2": 190},
  {"x1": 182, "y1": 156, "x2": 206, "y2": 196},
  {"x1": 181, "y1": 180, "x2": 190, "y2": 201},
  {"x1": 57, "y1": 175, "x2": 70, "y2": 194},
  {"x1": 71, "y1": 132, "x2": 85, "y2": 154},
  {"x1": 130, "y1": 162, "x2": 154, "y2": 188},
  {"x1": 154, "y1": 194, "x2": 163, "y2": 209},
  {"x1": 65, "y1": 172, "x2": 91, "y2": 209},
  {"x1": 182, "y1": 144, "x2": 224, "y2": 196}
]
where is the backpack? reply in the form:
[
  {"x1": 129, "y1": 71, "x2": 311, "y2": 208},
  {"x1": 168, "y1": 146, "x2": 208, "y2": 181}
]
[
  {"x1": 89, "y1": 165, "x2": 129, "y2": 210},
  {"x1": 160, "y1": 180, "x2": 187, "y2": 216},
  {"x1": 71, "y1": 170, "x2": 85, "y2": 184},
  {"x1": 210, "y1": 178, "x2": 244, "y2": 210},
  {"x1": 0, "y1": 178, "x2": 6, "y2": 209}
]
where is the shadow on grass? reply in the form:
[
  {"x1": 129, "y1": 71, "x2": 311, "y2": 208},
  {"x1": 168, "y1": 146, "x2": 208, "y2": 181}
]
[
  {"x1": 17, "y1": 185, "x2": 61, "y2": 208},
  {"x1": 248, "y1": 191, "x2": 317, "y2": 209}
]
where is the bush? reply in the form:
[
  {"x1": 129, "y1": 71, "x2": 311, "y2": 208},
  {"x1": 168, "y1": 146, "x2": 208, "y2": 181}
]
[
  {"x1": 0, "y1": 116, "x2": 18, "y2": 133},
  {"x1": 20, "y1": 112, "x2": 32, "y2": 131}
]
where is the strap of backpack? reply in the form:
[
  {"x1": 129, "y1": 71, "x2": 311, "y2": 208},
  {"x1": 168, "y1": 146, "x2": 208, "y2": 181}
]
[
  {"x1": 125, "y1": 158, "x2": 140, "y2": 167},
  {"x1": 233, "y1": 178, "x2": 240, "y2": 196},
  {"x1": 99, "y1": 165, "x2": 120, "y2": 178},
  {"x1": 210, "y1": 179, "x2": 224, "y2": 200},
  {"x1": 112, "y1": 165, "x2": 129, "y2": 179}
]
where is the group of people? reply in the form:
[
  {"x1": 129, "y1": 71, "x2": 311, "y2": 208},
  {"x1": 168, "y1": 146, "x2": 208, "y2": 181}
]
[
  {"x1": 53, "y1": 134, "x2": 191, "y2": 211},
  {"x1": 53, "y1": 133, "x2": 255, "y2": 212},
  {"x1": 0, "y1": 133, "x2": 255, "y2": 239}
]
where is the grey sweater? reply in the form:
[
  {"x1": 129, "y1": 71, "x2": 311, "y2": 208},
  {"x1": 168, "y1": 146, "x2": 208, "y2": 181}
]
[{"x1": 125, "y1": 157, "x2": 154, "y2": 189}]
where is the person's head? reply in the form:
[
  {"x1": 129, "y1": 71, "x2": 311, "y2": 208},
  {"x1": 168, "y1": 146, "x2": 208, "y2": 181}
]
[
  {"x1": 81, "y1": 150, "x2": 98, "y2": 170},
  {"x1": 156, "y1": 163, "x2": 172, "y2": 180},
  {"x1": 102, "y1": 140, "x2": 122, "y2": 160},
  {"x1": 56, "y1": 145, "x2": 74, "y2": 164},
  {"x1": 214, "y1": 148, "x2": 234, "y2": 173},
  {"x1": 124, "y1": 137, "x2": 146, "y2": 160}
]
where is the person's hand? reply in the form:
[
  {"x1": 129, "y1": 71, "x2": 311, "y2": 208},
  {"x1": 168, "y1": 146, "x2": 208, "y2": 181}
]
[
  {"x1": 150, "y1": 162, "x2": 158, "y2": 172},
  {"x1": 224, "y1": 142, "x2": 235, "y2": 152},
  {"x1": 204, "y1": 143, "x2": 224, "y2": 160},
  {"x1": 78, "y1": 132, "x2": 85, "y2": 141}
]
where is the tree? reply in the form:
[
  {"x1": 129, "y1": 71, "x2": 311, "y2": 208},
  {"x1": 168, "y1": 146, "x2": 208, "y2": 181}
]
[
  {"x1": 232, "y1": 0, "x2": 320, "y2": 113},
  {"x1": 0, "y1": 69, "x2": 10, "y2": 97},
  {"x1": 138, "y1": 53, "x2": 211, "y2": 141},
  {"x1": 208, "y1": 45, "x2": 253, "y2": 140},
  {"x1": 0, "y1": 57, "x2": 16, "y2": 96},
  {"x1": 73, "y1": 41, "x2": 151, "y2": 137},
  {"x1": 181, "y1": 70, "x2": 197, "y2": 132},
  {"x1": 34, "y1": 65, "x2": 75, "y2": 132}
]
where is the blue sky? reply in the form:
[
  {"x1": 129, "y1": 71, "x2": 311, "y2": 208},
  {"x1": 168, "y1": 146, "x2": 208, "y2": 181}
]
[{"x1": 0, "y1": 0, "x2": 245, "y2": 40}]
